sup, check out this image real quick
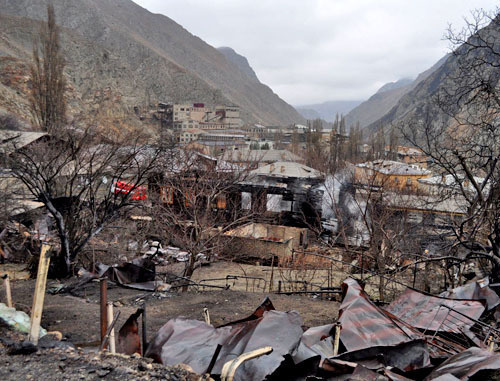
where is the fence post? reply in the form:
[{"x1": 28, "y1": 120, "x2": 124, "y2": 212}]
[
  {"x1": 269, "y1": 255, "x2": 274, "y2": 292},
  {"x1": 29, "y1": 243, "x2": 51, "y2": 344},
  {"x1": 100, "y1": 278, "x2": 108, "y2": 348},
  {"x1": 2, "y1": 274, "x2": 13, "y2": 308}
]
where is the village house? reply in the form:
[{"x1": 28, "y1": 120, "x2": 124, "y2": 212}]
[
  {"x1": 395, "y1": 145, "x2": 430, "y2": 168},
  {"x1": 239, "y1": 161, "x2": 324, "y2": 224},
  {"x1": 417, "y1": 173, "x2": 486, "y2": 196},
  {"x1": 222, "y1": 222, "x2": 309, "y2": 262},
  {"x1": 219, "y1": 148, "x2": 304, "y2": 169},
  {"x1": 354, "y1": 159, "x2": 431, "y2": 192}
]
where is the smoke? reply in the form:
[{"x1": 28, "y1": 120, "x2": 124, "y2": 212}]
[{"x1": 317, "y1": 172, "x2": 369, "y2": 246}]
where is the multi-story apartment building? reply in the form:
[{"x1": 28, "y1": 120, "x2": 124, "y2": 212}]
[{"x1": 156, "y1": 103, "x2": 242, "y2": 131}]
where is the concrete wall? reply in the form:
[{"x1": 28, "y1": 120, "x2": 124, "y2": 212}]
[
  {"x1": 223, "y1": 235, "x2": 293, "y2": 261},
  {"x1": 223, "y1": 223, "x2": 309, "y2": 262}
]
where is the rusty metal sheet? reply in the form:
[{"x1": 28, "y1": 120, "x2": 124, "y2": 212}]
[
  {"x1": 292, "y1": 324, "x2": 335, "y2": 364},
  {"x1": 335, "y1": 339, "x2": 430, "y2": 373},
  {"x1": 117, "y1": 308, "x2": 143, "y2": 355},
  {"x1": 145, "y1": 299, "x2": 303, "y2": 381},
  {"x1": 439, "y1": 279, "x2": 500, "y2": 311},
  {"x1": 96, "y1": 258, "x2": 158, "y2": 290},
  {"x1": 338, "y1": 278, "x2": 423, "y2": 352},
  {"x1": 217, "y1": 296, "x2": 275, "y2": 327},
  {"x1": 386, "y1": 288, "x2": 485, "y2": 333},
  {"x1": 425, "y1": 347, "x2": 500, "y2": 380}
]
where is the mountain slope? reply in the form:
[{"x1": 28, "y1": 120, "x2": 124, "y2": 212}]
[
  {"x1": 0, "y1": 0, "x2": 304, "y2": 127},
  {"x1": 217, "y1": 47, "x2": 260, "y2": 83},
  {"x1": 345, "y1": 56, "x2": 448, "y2": 129},
  {"x1": 365, "y1": 15, "x2": 500, "y2": 135},
  {"x1": 296, "y1": 100, "x2": 363, "y2": 122},
  {"x1": 375, "y1": 78, "x2": 412, "y2": 94}
]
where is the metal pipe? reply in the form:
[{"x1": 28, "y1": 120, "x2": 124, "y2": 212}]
[
  {"x1": 106, "y1": 303, "x2": 116, "y2": 353},
  {"x1": 100, "y1": 310, "x2": 121, "y2": 351}
]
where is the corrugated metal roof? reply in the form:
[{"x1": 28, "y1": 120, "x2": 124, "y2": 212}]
[
  {"x1": 251, "y1": 161, "x2": 322, "y2": 178},
  {"x1": 357, "y1": 160, "x2": 430, "y2": 176},
  {"x1": 220, "y1": 149, "x2": 303, "y2": 163},
  {"x1": 0, "y1": 130, "x2": 47, "y2": 154},
  {"x1": 386, "y1": 288, "x2": 485, "y2": 332},
  {"x1": 338, "y1": 278, "x2": 423, "y2": 352}
]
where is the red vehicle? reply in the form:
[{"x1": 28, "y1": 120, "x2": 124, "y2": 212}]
[{"x1": 111, "y1": 181, "x2": 147, "y2": 200}]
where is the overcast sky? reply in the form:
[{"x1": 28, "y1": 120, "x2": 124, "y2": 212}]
[{"x1": 135, "y1": 0, "x2": 498, "y2": 106}]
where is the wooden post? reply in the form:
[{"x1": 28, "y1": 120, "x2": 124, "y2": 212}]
[
  {"x1": 203, "y1": 307, "x2": 211, "y2": 325},
  {"x1": 268, "y1": 255, "x2": 274, "y2": 292},
  {"x1": 2, "y1": 274, "x2": 13, "y2": 308},
  {"x1": 333, "y1": 322, "x2": 341, "y2": 356},
  {"x1": 107, "y1": 303, "x2": 116, "y2": 353},
  {"x1": 100, "y1": 278, "x2": 108, "y2": 348},
  {"x1": 29, "y1": 243, "x2": 51, "y2": 344}
]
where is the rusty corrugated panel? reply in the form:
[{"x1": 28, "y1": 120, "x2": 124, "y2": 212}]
[
  {"x1": 338, "y1": 278, "x2": 423, "y2": 351},
  {"x1": 386, "y1": 288, "x2": 485, "y2": 333},
  {"x1": 333, "y1": 278, "x2": 431, "y2": 372},
  {"x1": 425, "y1": 347, "x2": 500, "y2": 380},
  {"x1": 439, "y1": 279, "x2": 500, "y2": 311},
  {"x1": 292, "y1": 323, "x2": 335, "y2": 364},
  {"x1": 117, "y1": 308, "x2": 143, "y2": 355},
  {"x1": 144, "y1": 298, "x2": 303, "y2": 381}
]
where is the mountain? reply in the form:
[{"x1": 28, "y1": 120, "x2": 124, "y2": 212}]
[
  {"x1": 365, "y1": 15, "x2": 500, "y2": 135},
  {"x1": 376, "y1": 78, "x2": 413, "y2": 94},
  {"x1": 217, "y1": 47, "x2": 259, "y2": 83},
  {"x1": 0, "y1": 0, "x2": 304, "y2": 132},
  {"x1": 296, "y1": 100, "x2": 363, "y2": 122},
  {"x1": 345, "y1": 56, "x2": 448, "y2": 129}
]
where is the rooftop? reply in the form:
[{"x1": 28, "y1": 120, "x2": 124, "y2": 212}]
[
  {"x1": 220, "y1": 149, "x2": 303, "y2": 163},
  {"x1": 0, "y1": 130, "x2": 47, "y2": 154},
  {"x1": 250, "y1": 161, "x2": 322, "y2": 179},
  {"x1": 357, "y1": 160, "x2": 430, "y2": 176}
]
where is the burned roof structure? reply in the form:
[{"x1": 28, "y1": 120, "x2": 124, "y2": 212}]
[
  {"x1": 239, "y1": 161, "x2": 324, "y2": 224},
  {"x1": 145, "y1": 297, "x2": 304, "y2": 380}
]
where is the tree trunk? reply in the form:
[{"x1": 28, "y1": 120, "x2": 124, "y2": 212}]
[
  {"x1": 182, "y1": 253, "x2": 196, "y2": 292},
  {"x1": 43, "y1": 198, "x2": 72, "y2": 277}
]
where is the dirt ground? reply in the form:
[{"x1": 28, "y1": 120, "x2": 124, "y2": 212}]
[
  {"x1": 6, "y1": 264, "x2": 340, "y2": 346},
  {"x1": 2, "y1": 258, "x2": 445, "y2": 347}
]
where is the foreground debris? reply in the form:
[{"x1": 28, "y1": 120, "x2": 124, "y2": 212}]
[
  {"x1": 0, "y1": 321, "x2": 211, "y2": 381},
  {"x1": 3, "y1": 273, "x2": 500, "y2": 380},
  {"x1": 139, "y1": 277, "x2": 500, "y2": 380}
]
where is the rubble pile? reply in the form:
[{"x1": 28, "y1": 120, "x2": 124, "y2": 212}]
[
  {"x1": 3, "y1": 270, "x2": 500, "y2": 380},
  {"x1": 0, "y1": 320, "x2": 209, "y2": 381},
  {"x1": 138, "y1": 277, "x2": 500, "y2": 380}
]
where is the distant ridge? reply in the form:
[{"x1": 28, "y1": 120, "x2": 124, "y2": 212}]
[
  {"x1": 345, "y1": 55, "x2": 449, "y2": 129},
  {"x1": 296, "y1": 100, "x2": 362, "y2": 122}
]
